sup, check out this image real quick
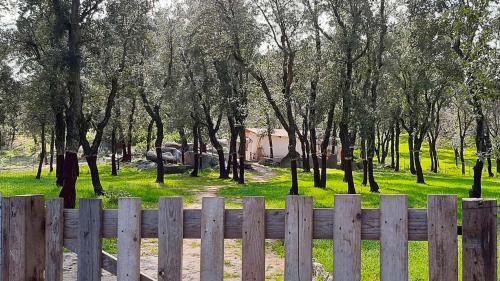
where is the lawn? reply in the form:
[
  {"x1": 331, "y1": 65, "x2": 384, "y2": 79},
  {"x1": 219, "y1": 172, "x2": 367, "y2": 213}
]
[{"x1": 0, "y1": 137, "x2": 499, "y2": 280}]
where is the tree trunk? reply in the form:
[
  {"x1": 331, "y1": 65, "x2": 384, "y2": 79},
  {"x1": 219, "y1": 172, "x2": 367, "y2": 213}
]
[
  {"x1": 454, "y1": 148, "x2": 459, "y2": 167},
  {"x1": 154, "y1": 118, "x2": 164, "y2": 183},
  {"x1": 191, "y1": 122, "x2": 199, "y2": 177},
  {"x1": 361, "y1": 138, "x2": 368, "y2": 186},
  {"x1": 318, "y1": 110, "x2": 334, "y2": 188},
  {"x1": 59, "y1": 151, "x2": 79, "y2": 208},
  {"x1": 496, "y1": 158, "x2": 499, "y2": 174},
  {"x1": 179, "y1": 127, "x2": 188, "y2": 165},
  {"x1": 266, "y1": 113, "x2": 274, "y2": 159},
  {"x1": 49, "y1": 128, "x2": 54, "y2": 172},
  {"x1": 414, "y1": 141, "x2": 425, "y2": 184},
  {"x1": 86, "y1": 155, "x2": 103, "y2": 194},
  {"x1": 146, "y1": 118, "x2": 154, "y2": 152},
  {"x1": 207, "y1": 129, "x2": 228, "y2": 179},
  {"x1": 487, "y1": 157, "x2": 494, "y2": 177},
  {"x1": 460, "y1": 137, "x2": 466, "y2": 176},
  {"x1": 394, "y1": 120, "x2": 400, "y2": 171},
  {"x1": 111, "y1": 127, "x2": 117, "y2": 176},
  {"x1": 390, "y1": 125, "x2": 395, "y2": 168},
  {"x1": 408, "y1": 135, "x2": 416, "y2": 174},
  {"x1": 288, "y1": 127, "x2": 299, "y2": 195},
  {"x1": 238, "y1": 125, "x2": 246, "y2": 184},
  {"x1": 340, "y1": 123, "x2": 356, "y2": 194},
  {"x1": 36, "y1": 123, "x2": 46, "y2": 180},
  {"x1": 124, "y1": 97, "x2": 136, "y2": 163},
  {"x1": 228, "y1": 118, "x2": 238, "y2": 181},
  {"x1": 55, "y1": 111, "x2": 65, "y2": 186},
  {"x1": 310, "y1": 127, "x2": 321, "y2": 187},
  {"x1": 59, "y1": 0, "x2": 84, "y2": 209}
]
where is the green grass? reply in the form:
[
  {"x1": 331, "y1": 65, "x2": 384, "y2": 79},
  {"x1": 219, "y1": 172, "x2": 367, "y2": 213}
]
[{"x1": 0, "y1": 137, "x2": 499, "y2": 280}]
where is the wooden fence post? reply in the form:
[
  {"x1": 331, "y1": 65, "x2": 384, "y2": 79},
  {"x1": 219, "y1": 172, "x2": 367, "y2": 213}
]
[
  {"x1": 428, "y1": 195, "x2": 458, "y2": 281},
  {"x1": 45, "y1": 198, "x2": 64, "y2": 281},
  {"x1": 0, "y1": 195, "x2": 45, "y2": 281},
  {"x1": 117, "y1": 198, "x2": 142, "y2": 281},
  {"x1": 200, "y1": 197, "x2": 224, "y2": 281},
  {"x1": 158, "y1": 197, "x2": 183, "y2": 281},
  {"x1": 242, "y1": 197, "x2": 265, "y2": 281},
  {"x1": 334, "y1": 195, "x2": 362, "y2": 281},
  {"x1": 78, "y1": 199, "x2": 103, "y2": 281},
  {"x1": 462, "y1": 198, "x2": 498, "y2": 281},
  {"x1": 0, "y1": 193, "x2": 4, "y2": 281}
]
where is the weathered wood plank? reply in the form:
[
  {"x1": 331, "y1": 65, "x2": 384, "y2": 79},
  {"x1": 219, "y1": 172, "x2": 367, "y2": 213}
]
[
  {"x1": 285, "y1": 196, "x2": 299, "y2": 281},
  {"x1": 78, "y1": 199, "x2": 103, "y2": 281},
  {"x1": 462, "y1": 198, "x2": 497, "y2": 281},
  {"x1": 118, "y1": 198, "x2": 142, "y2": 281},
  {"x1": 200, "y1": 197, "x2": 224, "y2": 281},
  {"x1": 334, "y1": 195, "x2": 362, "y2": 281},
  {"x1": 158, "y1": 197, "x2": 183, "y2": 281},
  {"x1": 4, "y1": 195, "x2": 44, "y2": 281},
  {"x1": 63, "y1": 208, "x2": 429, "y2": 240},
  {"x1": 46, "y1": 198, "x2": 64, "y2": 281},
  {"x1": 380, "y1": 195, "x2": 408, "y2": 281},
  {"x1": 428, "y1": 195, "x2": 458, "y2": 281},
  {"x1": 242, "y1": 197, "x2": 265, "y2": 281},
  {"x1": 298, "y1": 197, "x2": 313, "y2": 280}
]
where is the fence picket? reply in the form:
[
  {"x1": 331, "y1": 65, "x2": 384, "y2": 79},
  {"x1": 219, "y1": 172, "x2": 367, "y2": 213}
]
[
  {"x1": 78, "y1": 199, "x2": 103, "y2": 281},
  {"x1": 118, "y1": 198, "x2": 142, "y2": 281},
  {"x1": 428, "y1": 195, "x2": 458, "y2": 281},
  {"x1": 462, "y1": 198, "x2": 497, "y2": 281},
  {"x1": 0, "y1": 194, "x2": 5, "y2": 281},
  {"x1": 242, "y1": 197, "x2": 265, "y2": 281},
  {"x1": 46, "y1": 198, "x2": 64, "y2": 281},
  {"x1": 334, "y1": 195, "x2": 362, "y2": 281},
  {"x1": 285, "y1": 196, "x2": 313, "y2": 281},
  {"x1": 200, "y1": 197, "x2": 224, "y2": 281},
  {"x1": 380, "y1": 195, "x2": 408, "y2": 281},
  {"x1": 158, "y1": 197, "x2": 183, "y2": 281}
]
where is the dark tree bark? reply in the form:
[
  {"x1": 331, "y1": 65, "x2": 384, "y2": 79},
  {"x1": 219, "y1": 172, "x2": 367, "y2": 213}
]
[
  {"x1": 54, "y1": 111, "x2": 65, "y2": 186},
  {"x1": 146, "y1": 118, "x2": 154, "y2": 152},
  {"x1": 414, "y1": 140, "x2": 425, "y2": 184},
  {"x1": 454, "y1": 148, "x2": 459, "y2": 167},
  {"x1": 191, "y1": 122, "x2": 200, "y2": 177},
  {"x1": 49, "y1": 128, "x2": 54, "y2": 172},
  {"x1": 361, "y1": 138, "x2": 368, "y2": 186},
  {"x1": 36, "y1": 122, "x2": 46, "y2": 180},
  {"x1": 178, "y1": 127, "x2": 188, "y2": 165},
  {"x1": 408, "y1": 134, "x2": 416, "y2": 174},
  {"x1": 319, "y1": 107, "x2": 335, "y2": 188},
  {"x1": 238, "y1": 125, "x2": 246, "y2": 184},
  {"x1": 59, "y1": 0, "x2": 85, "y2": 208},
  {"x1": 390, "y1": 124, "x2": 395, "y2": 169},
  {"x1": 111, "y1": 126, "x2": 117, "y2": 176},
  {"x1": 123, "y1": 96, "x2": 136, "y2": 163},
  {"x1": 80, "y1": 75, "x2": 119, "y2": 195},
  {"x1": 266, "y1": 113, "x2": 274, "y2": 159},
  {"x1": 394, "y1": 119, "x2": 400, "y2": 171},
  {"x1": 228, "y1": 116, "x2": 239, "y2": 181}
]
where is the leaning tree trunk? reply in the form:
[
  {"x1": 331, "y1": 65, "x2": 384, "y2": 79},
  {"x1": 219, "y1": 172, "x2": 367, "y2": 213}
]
[
  {"x1": 86, "y1": 155, "x2": 103, "y2": 193},
  {"x1": 36, "y1": 123, "x2": 46, "y2": 180},
  {"x1": 208, "y1": 129, "x2": 228, "y2": 179},
  {"x1": 414, "y1": 140, "x2": 425, "y2": 184}
]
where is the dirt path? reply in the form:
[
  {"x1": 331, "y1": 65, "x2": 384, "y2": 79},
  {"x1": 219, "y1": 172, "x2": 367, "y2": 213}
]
[{"x1": 64, "y1": 164, "x2": 285, "y2": 280}]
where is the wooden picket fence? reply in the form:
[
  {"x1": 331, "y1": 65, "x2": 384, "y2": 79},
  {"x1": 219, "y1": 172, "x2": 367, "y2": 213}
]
[{"x1": 0, "y1": 194, "x2": 497, "y2": 281}]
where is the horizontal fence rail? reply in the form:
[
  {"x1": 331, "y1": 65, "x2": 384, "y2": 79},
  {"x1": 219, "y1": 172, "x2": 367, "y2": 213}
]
[{"x1": 0, "y1": 194, "x2": 497, "y2": 281}]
